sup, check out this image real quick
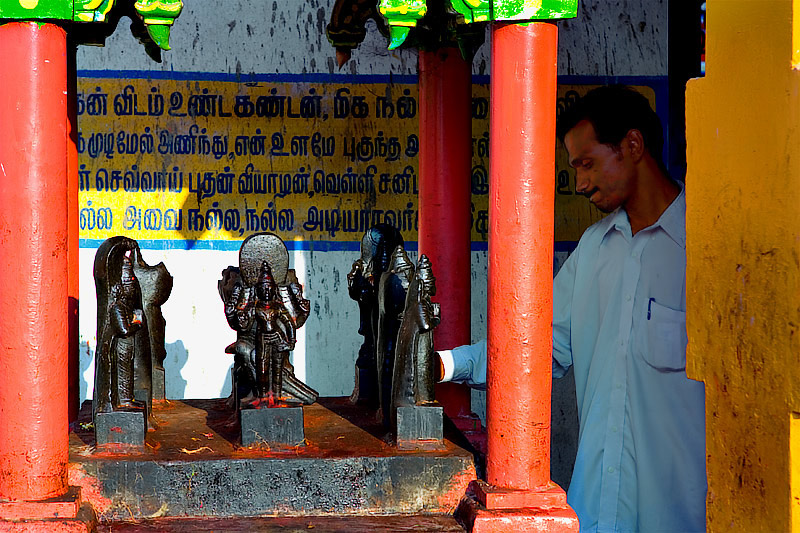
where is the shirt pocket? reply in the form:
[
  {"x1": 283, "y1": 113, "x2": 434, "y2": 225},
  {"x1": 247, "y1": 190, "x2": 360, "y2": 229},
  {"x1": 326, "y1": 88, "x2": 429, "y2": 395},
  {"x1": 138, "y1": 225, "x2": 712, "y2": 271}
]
[{"x1": 640, "y1": 299, "x2": 688, "y2": 372}]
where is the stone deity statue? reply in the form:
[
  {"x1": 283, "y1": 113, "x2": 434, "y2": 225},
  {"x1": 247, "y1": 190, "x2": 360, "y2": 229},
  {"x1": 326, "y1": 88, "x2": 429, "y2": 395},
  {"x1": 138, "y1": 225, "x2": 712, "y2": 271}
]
[
  {"x1": 375, "y1": 245, "x2": 415, "y2": 425},
  {"x1": 253, "y1": 262, "x2": 297, "y2": 400},
  {"x1": 94, "y1": 238, "x2": 149, "y2": 420},
  {"x1": 94, "y1": 237, "x2": 173, "y2": 424},
  {"x1": 220, "y1": 233, "x2": 317, "y2": 407},
  {"x1": 390, "y1": 255, "x2": 440, "y2": 422},
  {"x1": 347, "y1": 224, "x2": 403, "y2": 405}
]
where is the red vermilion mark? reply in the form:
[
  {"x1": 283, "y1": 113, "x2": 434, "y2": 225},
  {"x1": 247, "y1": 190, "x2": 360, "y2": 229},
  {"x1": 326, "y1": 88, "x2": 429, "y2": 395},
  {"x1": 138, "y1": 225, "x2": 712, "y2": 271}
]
[
  {"x1": 250, "y1": 392, "x2": 295, "y2": 409},
  {"x1": 110, "y1": 426, "x2": 123, "y2": 433}
]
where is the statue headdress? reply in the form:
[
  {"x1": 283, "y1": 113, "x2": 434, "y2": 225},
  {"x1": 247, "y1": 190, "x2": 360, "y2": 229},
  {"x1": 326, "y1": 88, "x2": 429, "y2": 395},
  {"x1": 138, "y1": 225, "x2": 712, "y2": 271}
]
[
  {"x1": 390, "y1": 245, "x2": 414, "y2": 274},
  {"x1": 416, "y1": 254, "x2": 435, "y2": 283}
]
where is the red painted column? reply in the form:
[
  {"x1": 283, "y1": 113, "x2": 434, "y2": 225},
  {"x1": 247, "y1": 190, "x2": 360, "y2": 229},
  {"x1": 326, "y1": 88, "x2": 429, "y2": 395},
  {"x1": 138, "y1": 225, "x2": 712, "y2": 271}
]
[
  {"x1": 486, "y1": 21, "x2": 557, "y2": 492},
  {"x1": 418, "y1": 48, "x2": 473, "y2": 421},
  {"x1": 0, "y1": 22, "x2": 70, "y2": 501},
  {"x1": 462, "y1": 24, "x2": 579, "y2": 529}
]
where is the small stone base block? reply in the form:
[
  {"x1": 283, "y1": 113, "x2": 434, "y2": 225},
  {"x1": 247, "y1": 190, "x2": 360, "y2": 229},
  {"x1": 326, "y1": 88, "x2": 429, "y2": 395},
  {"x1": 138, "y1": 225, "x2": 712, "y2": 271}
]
[
  {"x1": 241, "y1": 406, "x2": 304, "y2": 447},
  {"x1": 95, "y1": 410, "x2": 146, "y2": 446},
  {"x1": 457, "y1": 490, "x2": 579, "y2": 533},
  {"x1": 0, "y1": 487, "x2": 80, "y2": 521},
  {"x1": 474, "y1": 480, "x2": 568, "y2": 509},
  {"x1": 1, "y1": 504, "x2": 96, "y2": 533},
  {"x1": 152, "y1": 367, "x2": 166, "y2": 401},
  {"x1": 396, "y1": 404, "x2": 443, "y2": 449}
]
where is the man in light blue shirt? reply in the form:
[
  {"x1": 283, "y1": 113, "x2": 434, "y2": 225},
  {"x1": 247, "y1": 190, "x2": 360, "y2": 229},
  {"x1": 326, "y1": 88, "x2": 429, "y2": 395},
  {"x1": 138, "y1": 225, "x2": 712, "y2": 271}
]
[{"x1": 439, "y1": 86, "x2": 706, "y2": 532}]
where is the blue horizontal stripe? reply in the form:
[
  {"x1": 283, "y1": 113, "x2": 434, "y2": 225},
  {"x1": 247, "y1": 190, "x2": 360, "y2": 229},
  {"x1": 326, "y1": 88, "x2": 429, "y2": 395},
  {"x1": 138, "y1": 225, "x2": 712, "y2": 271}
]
[
  {"x1": 76, "y1": 70, "x2": 667, "y2": 89},
  {"x1": 78, "y1": 239, "x2": 581, "y2": 253},
  {"x1": 76, "y1": 70, "x2": 419, "y2": 85}
]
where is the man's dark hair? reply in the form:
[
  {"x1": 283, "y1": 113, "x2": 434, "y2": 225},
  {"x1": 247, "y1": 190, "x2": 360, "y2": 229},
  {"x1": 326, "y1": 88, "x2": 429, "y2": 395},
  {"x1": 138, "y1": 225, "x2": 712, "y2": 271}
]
[{"x1": 556, "y1": 85, "x2": 665, "y2": 168}]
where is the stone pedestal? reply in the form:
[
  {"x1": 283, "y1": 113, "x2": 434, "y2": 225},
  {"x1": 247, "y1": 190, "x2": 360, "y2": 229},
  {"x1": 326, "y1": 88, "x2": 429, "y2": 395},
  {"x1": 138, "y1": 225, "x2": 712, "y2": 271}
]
[
  {"x1": 396, "y1": 404, "x2": 443, "y2": 450},
  {"x1": 152, "y1": 367, "x2": 166, "y2": 401},
  {"x1": 71, "y1": 399, "x2": 475, "y2": 520},
  {"x1": 95, "y1": 411, "x2": 146, "y2": 446},
  {"x1": 240, "y1": 406, "x2": 305, "y2": 447}
]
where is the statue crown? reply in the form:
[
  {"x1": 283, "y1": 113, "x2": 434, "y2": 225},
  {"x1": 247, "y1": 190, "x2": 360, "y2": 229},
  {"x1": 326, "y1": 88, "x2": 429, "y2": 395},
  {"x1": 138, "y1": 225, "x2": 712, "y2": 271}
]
[
  {"x1": 416, "y1": 254, "x2": 435, "y2": 283},
  {"x1": 390, "y1": 245, "x2": 413, "y2": 272}
]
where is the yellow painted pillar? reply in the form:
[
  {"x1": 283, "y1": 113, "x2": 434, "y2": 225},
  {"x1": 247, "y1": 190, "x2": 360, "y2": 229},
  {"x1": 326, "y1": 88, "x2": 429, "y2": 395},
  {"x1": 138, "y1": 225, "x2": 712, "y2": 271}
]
[{"x1": 686, "y1": 1, "x2": 800, "y2": 530}]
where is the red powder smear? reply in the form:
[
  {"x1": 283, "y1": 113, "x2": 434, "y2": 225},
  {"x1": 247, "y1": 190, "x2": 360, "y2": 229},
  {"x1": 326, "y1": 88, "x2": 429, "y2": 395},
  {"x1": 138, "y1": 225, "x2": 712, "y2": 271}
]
[
  {"x1": 110, "y1": 426, "x2": 123, "y2": 433},
  {"x1": 250, "y1": 392, "x2": 294, "y2": 409},
  {"x1": 68, "y1": 464, "x2": 113, "y2": 514},
  {"x1": 436, "y1": 463, "x2": 478, "y2": 513}
]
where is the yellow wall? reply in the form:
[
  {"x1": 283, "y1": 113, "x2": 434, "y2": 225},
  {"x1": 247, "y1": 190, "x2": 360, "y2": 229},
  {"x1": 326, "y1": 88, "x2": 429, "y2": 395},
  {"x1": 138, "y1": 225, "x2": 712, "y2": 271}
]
[{"x1": 686, "y1": 1, "x2": 800, "y2": 530}]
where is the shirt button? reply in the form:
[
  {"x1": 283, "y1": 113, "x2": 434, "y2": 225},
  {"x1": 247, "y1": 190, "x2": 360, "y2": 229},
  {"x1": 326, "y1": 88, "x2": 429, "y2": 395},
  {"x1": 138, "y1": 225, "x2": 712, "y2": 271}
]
[
  {"x1": 608, "y1": 466, "x2": 615, "y2": 473},
  {"x1": 611, "y1": 426, "x2": 618, "y2": 433},
  {"x1": 626, "y1": 295, "x2": 632, "y2": 302}
]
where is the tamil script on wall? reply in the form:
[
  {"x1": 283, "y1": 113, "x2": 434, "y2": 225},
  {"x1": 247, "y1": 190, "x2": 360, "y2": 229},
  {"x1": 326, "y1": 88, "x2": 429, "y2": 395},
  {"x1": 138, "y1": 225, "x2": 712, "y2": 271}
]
[{"x1": 77, "y1": 74, "x2": 656, "y2": 247}]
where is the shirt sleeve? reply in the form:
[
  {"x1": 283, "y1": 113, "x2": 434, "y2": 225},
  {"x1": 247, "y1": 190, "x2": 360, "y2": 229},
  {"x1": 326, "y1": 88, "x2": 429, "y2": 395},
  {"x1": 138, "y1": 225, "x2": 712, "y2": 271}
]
[
  {"x1": 438, "y1": 339, "x2": 487, "y2": 391},
  {"x1": 552, "y1": 245, "x2": 578, "y2": 379}
]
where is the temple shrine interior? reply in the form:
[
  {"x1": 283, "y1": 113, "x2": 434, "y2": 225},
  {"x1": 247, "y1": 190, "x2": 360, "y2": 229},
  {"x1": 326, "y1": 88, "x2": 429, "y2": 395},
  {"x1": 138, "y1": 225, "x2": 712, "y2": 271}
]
[{"x1": 1, "y1": 0, "x2": 796, "y2": 531}]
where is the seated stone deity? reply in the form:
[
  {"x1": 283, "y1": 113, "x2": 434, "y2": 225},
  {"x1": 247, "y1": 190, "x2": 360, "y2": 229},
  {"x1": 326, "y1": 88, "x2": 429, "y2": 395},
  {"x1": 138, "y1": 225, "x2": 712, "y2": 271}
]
[{"x1": 219, "y1": 232, "x2": 317, "y2": 408}]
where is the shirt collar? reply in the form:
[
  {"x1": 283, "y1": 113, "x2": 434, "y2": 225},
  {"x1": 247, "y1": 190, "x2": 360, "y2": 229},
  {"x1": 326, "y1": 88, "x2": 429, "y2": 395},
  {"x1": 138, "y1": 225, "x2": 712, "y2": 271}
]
[{"x1": 602, "y1": 181, "x2": 686, "y2": 248}]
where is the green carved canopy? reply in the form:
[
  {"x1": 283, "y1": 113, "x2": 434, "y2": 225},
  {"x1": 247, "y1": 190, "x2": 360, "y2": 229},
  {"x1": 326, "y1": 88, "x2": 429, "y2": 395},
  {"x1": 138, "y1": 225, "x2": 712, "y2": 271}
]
[
  {"x1": 376, "y1": 0, "x2": 578, "y2": 49},
  {"x1": 0, "y1": 0, "x2": 183, "y2": 52},
  {"x1": 450, "y1": 0, "x2": 579, "y2": 24}
]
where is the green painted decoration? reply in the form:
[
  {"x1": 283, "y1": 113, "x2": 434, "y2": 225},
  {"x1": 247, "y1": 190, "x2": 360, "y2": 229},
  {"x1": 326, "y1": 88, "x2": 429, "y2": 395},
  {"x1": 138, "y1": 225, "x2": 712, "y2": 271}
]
[
  {"x1": 73, "y1": 0, "x2": 115, "y2": 22},
  {"x1": 378, "y1": 0, "x2": 427, "y2": 50},
  {"x1": 0, "y1": 0, "x2": 182, "y2": 52},
  {"x1": 494, "y1": 0, "x2": 578, "y2": 21},
  {"x1": 449, "y1": 0, "x2": 490, "y2": 23},
  {"x1": 133, "y1": 0, "x2": 183, "y2": 50},
  {"x1": 449, "y1": 0, "x2": 577, "y2": 23},
  {"x1": 0, "y1": 0, "x2": 73, "y2": 20}
]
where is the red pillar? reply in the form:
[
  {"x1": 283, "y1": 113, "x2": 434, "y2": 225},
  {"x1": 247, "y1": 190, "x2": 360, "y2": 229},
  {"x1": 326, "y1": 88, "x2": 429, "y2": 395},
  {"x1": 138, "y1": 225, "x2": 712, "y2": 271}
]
[
  {"x1": 464, "y1": 22, "x2": 578, "y2": 532},
  {"x1": 418, "y1": 47, "x2": 475, "y2": 423},
  {"x1": 0, "y1": 21, "x2": 70, "y2": 502}
]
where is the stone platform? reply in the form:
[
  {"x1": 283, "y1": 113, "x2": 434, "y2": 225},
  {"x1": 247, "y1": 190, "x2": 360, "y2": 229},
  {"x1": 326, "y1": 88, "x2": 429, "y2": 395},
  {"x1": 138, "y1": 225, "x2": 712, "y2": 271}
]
[
  {"x1": 69, "y1": 398, "x2": 476, "y2": 522},
  {"x1": 97, "y1": 514, "x2": 466, "y2": 532}
]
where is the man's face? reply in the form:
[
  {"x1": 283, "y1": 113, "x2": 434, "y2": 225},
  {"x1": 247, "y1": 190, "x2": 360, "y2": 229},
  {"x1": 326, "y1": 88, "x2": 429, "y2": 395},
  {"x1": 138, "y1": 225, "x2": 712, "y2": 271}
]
[{"x1": 564, "y1": 119, "x2": 636, "y2": 213}]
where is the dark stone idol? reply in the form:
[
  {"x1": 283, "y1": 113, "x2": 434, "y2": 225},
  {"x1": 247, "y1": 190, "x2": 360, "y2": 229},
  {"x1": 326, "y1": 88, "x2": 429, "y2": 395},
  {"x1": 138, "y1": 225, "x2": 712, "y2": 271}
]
[
  {"x1": 220, "y1": 232, "x2": 316, "y2": 407},
  {"x1": 375, "y1": 244, "x2": 414, "y2": 426},
  {"x1": 93, "y1": 237, "x2": 171, "y2": 445},
  {"x1": 219, "y1": 233, "x2": 317, "y2": 446},
  {"x1": 347, "y1": 224, "x2": 403, "y2": 406},
  {"x1": 390, "y1": 254, "x2": 444, "y2": 448}
]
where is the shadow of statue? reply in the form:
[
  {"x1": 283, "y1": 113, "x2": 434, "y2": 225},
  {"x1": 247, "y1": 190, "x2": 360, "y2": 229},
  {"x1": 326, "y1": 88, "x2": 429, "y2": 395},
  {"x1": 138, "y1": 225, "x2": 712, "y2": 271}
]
[
  {"x1": 164, "y1": 340, "x2": 189, "y2": 399},
  {"x1": 79, "y1": 340, "x2": 94, "y2": 407}
]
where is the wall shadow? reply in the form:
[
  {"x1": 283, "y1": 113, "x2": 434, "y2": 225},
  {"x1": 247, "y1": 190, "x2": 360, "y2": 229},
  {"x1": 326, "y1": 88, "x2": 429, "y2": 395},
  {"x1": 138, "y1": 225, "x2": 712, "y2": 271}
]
[
  {"x1": 164, "y1": 340, "x2": 189, "y2": 399},
  {"x1": 79, "y1": 340, "x2": 94, "y2": 403}
]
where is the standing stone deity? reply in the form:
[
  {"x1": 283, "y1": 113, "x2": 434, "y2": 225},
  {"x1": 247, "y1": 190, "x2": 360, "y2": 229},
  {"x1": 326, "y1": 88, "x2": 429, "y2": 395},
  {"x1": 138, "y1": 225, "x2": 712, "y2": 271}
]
[
  {"x1": 347, "y1": 224, "x2": 404, "y2": 406},
  {"x1": 94, "y1": 238, "x2": 149, "y2": 421},
  {"x1": 375, "y1": 244, "x2": 415, "y2": 425},
  {"x1": 391, "y1": 255, "x2": 440, "y2": 421}
]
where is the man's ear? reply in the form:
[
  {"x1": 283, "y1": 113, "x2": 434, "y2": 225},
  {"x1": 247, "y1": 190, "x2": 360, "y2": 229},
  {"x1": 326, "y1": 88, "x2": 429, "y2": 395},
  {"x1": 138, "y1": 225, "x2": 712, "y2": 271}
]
[{"x1": 625, "y1": 129, "x2": 645, "y2": 162}]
